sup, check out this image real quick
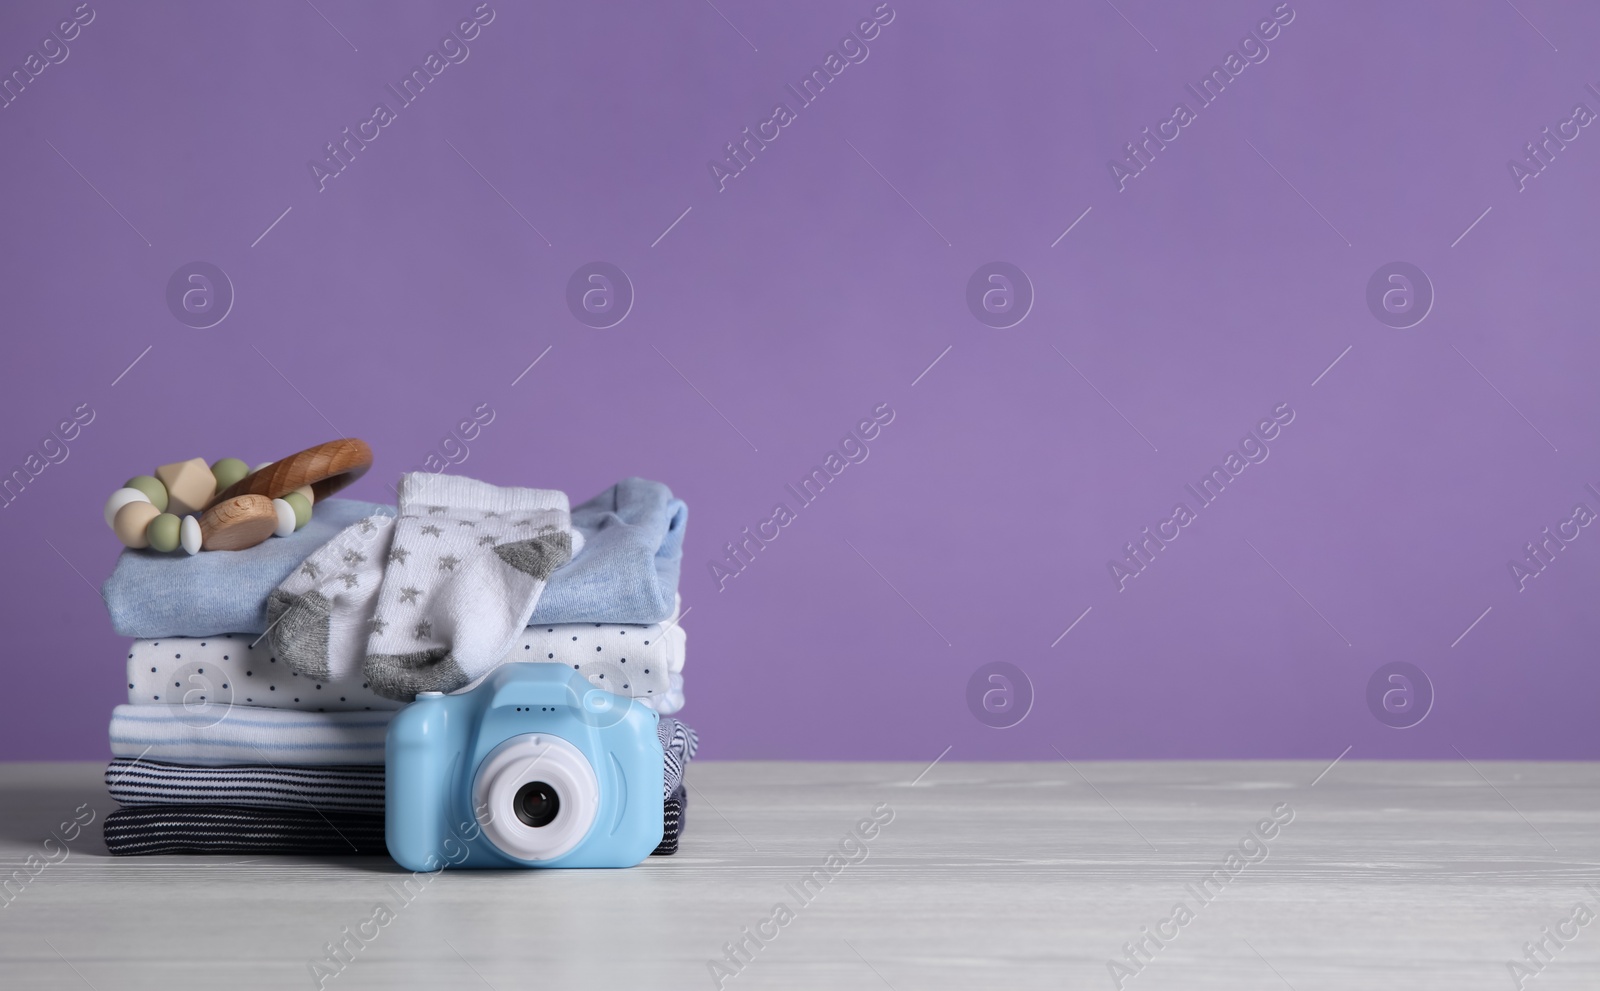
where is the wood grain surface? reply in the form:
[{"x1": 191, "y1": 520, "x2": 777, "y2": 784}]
[
  {"x1": 1, "y1": 760, "x2": 1598, "y2": 990},
  {"x1": 211, "y1": 438, "x2": 373, "y2": 506},
  {"x1": 197, "y1": 494, "x2": 279, "y2": 551}
]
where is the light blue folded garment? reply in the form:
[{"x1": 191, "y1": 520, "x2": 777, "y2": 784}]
[
  {"x1": 103, "y1": 497, "x2": 389, "y2": 640},
  {"x1": 540, "y1": 477, "x2": 686, "y2": 628},
  {"x1": 103, "y1": 478, "x2": 686, "y2": 637}
]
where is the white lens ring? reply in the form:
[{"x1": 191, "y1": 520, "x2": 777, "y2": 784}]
[{"x1": 472, "y1": 734, "x2": 599, "y2": 863}]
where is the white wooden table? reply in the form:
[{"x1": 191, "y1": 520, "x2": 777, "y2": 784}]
[{"x1": 2, "y1": 760, "x2": 1598, "y2": 989}]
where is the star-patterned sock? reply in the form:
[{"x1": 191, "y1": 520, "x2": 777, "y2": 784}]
[
  {"x1": 266, "y1": 514, "x2": 397, "y2": 682},
  {"x1": 362, "y1": 473, "x2": 577, "y2": 701}
]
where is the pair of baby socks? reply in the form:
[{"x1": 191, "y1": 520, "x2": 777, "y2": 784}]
[{"x1": 267, "y1": 473, "x2": 579, "y2": 700}]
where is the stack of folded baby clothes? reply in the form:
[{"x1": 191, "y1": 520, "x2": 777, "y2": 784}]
[{"x1": 100, "y1": 474, "x2": 692, "y2": 857}]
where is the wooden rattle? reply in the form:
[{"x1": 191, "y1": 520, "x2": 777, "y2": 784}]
[{"x1": 105, "y1": 439, "x2": 373, "y2": 554}]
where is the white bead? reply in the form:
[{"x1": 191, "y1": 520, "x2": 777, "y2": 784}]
[
  {"x1": 180, "y1": 515, "x2": 202, "y2": 555},
  {"x1": 104, "y1": 488, "x2": 152, "y2": 529},
  {"x1": 253, "y1": 461, "x2": 274, "y2": 472},
  {"x1": 272, "y1": 498, "x2": 297, "y2": 538}
]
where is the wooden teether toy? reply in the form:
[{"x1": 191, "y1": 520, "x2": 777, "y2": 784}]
[{"x1": 104, "y1": 439, "x2": 373, "y2": 555}]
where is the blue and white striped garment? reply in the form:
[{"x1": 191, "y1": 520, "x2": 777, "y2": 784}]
[
  {"x1": 109, "y1": 705, "x2": 394, "y2": 765},
  {"x1": 109, "y1": 705, "x2": 698, "y2": 768}
]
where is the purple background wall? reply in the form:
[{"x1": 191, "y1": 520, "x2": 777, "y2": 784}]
[{"x1": 2, "y1": 0, "x2": 1597, "y2": 761}]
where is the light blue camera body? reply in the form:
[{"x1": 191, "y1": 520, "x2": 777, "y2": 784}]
[{"x1": 386, "y1": 663, "x2": 664, "y2": 871}]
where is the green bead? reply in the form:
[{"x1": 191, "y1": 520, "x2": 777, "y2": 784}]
[
  {"x1": 283, "y1": 491, "x2": 312, "y2": 530},
  {"x1": 211, "y1": 457, "x2": 251, "y2": 492},
  {"x1": 147, "y1": 513, "x2": 182, "y2": 553},
  {"x1": 123, "y1": 475, "x2": 168, "y2": 513}
]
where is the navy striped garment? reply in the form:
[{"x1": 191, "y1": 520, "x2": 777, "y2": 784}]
[{"x1": 103, "y1": 718, "x2": 696, "y2": 857}]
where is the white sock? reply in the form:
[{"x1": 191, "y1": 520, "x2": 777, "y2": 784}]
[
  {"x1": 266, "y1": 514, "x2": 397, "y2": 681},
  {"x1": 362, "y1": 473, "x2": 576, "y2": 700}
]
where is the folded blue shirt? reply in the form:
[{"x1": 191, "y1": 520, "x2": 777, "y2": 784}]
[{"x1": 102, "y1": 478, "x2": 685, "y2": 637}]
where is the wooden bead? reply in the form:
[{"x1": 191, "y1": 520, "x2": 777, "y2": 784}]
[
  {"x1": 181, "y1": 516, "x2": 202, "y2": 555},
  {"x1": 105, "y1": 488, "x2": 152, "y2": 529},
  {"x1": 114, "y1": 501, "x2": 161, "y2": 548},
  {"x1": 147, "y1": 513, "x2": 182, "y2": 553},
  {"x1": 155, "y1": 458, "x2": 218, "y2": 516},
  {"x1": 199, "y1": 494, "x2": 278, "y2": 551}
]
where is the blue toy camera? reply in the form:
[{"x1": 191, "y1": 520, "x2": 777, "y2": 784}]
[{"x1": 386, "y1": 663, "x2": 664, "y2": 871}]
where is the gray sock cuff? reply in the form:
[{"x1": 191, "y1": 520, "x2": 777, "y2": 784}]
[
  {"x1": 493, "y1": 532, "x2": 572, "y2": 582},
  {"x1": 364, "y1": 650, "x2": 468, "y2": 701},
  {"x1": 267, "y1": 589, "x2": 334, "y2": 682}
]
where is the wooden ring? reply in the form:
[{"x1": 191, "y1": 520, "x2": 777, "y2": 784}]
[{"x1": 210, "y1": 438, "x2": 373, "y2": 507}]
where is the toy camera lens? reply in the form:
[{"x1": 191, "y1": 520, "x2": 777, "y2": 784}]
[
  {"x1": 514, "y1": 781, "x2": 561, "y2": 828},
  {"x1": 473, "y1": 734, "x2": 600, "y2": 861}
]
